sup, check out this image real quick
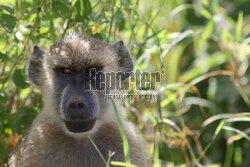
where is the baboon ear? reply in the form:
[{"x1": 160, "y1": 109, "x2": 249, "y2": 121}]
[
  {"x1": 28, "y1": 46, "x2": 44, "y2": 86},
  {"x1": 113, "y1": 40, "x2": 134, "y2": 80}
]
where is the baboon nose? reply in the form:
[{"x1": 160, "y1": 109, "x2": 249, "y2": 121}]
[{"x1": 69, "y1": 101, "x2": 85, "y2": 109}]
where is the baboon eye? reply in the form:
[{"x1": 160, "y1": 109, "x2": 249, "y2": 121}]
[{"x1": 61, "y1": 68, "x2": 72, "y2": 75}]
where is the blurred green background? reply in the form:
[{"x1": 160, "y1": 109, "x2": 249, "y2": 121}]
[{"x1": 0, "y1": 0, "x2": 250, "y2": 166}]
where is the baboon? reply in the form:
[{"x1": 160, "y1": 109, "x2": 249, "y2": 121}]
[{"x1": 9, "y1": 32, "x2": 147, "y2": 167}]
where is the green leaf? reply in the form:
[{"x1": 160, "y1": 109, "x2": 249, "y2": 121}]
[
  {"x1": 11, "y1": 107, "x2": 36, "y2": 133},
  {"x1": 115, "y1": 8, "x2": 125, "y2": 31},
  {"x1": 170, "y1": 4, "x2": 193, "y2": 17},
  {"x1": 52, "y1": 1, "x2": 70, "y2": 18},
  {"x1": 74, "y1": 0, "x2": 83, "y2": 21},
  {"x1": 202, "y1": 113, "x2": 250, "y2": 128},
  {"x1": 198, "y1": 7, "x2": 212, "y2": 19},
  {"x1": 71, "y1": 0, "x2": 78, "y2": 7},
  {"x1": 222, "y1": 126, "x2": 250, "y2": 141},
  {"x1": 83, "y1": 0, "x2": 92, "y2": 18},
  {"x1": 0, "y1": 5, "x2": 14, "y2": 14},
  {"x1": 201, "y1": 21, "x2": 214, "y2": 42},
  {"x1": 180, "y1": 51, "x2": 230, "y2": 82},
  {"x1": 207, "y1": 78, "x2": 218, "y2": 101},
  {"x1": 74, "y1": 0, "x2": 92, "y2": 21},
  {"x1": 182, "y1": 97, "x2": 222, "y2": 113},
  {"x1": 0, "y1": 142, "x2": 6, "y2": 160},
  {"x1": 0, "y1": 51, "x2": 8, "y2": 61},
  {"x1": 0, "y1": 13, "x2": 16, "y2": 32},
  {"x1": 211, "y1": 0, "x2": 219, "y2": 13},
  {"x1": 221, "y1": 28, "x2": 234, "y2": 43},
  {"x1": 161, "y1": 30, "x2": 193, "y2": 59},
  {"x1": 153, "y1": 137, "x2": 161, "y2": 167},
  {"x1": 119, "y1": 0, "x2": 131, "y2": 14},
  {"x1": 0, "y1": 94, "x2": 8, "y2": 105},
  {"x1": 234, "y1": 147, "x2": 242, "y2": 165},
  {"x1": 0, "y1": 76, "x2": 8, "y2": 84},
  {"x1": 91, "y1": 33, "x2": 103, "y2": 40},
  {"x1": 214, "y1": 120, "x2": 225, "y2": 138},
  {"x1": 236, "y1": 11, "x2": 243, "y2": 41},
  {"x1": 12, "y1": 68, "x2": 29, "y2": 89}
]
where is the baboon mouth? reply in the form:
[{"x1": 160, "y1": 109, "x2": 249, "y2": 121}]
[{"x1": 64, "y1": 119, "x2": 96, "y2": 133}]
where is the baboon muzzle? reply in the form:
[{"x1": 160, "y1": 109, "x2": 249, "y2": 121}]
[{"x1": 61, "y1": 88, "x2": 99, "y2": 133}]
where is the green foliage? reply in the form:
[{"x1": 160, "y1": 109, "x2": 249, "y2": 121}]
[
  {"x1": 12, "y1": 69, "x2": 29, "y2": 89},
  {"x1": 0, "y1": 0, "x2": 250, "y2": 166},
  {"x1": 0, "y1": 13, "x2": 16, "y2": 32},
  {"x1": 52, "y1": 1, "x2": 70, "y2": 18}
]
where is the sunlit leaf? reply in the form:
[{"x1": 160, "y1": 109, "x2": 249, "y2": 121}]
[
  {"x1": 170, "y1": 4, "x2": 193, "y2": 17},
  {"x1": 201, "y1": 21, "x2": 214, "y2": 42},
  {"x1": 214, "y1": 120, "x2": 224, "y2": 138},
  {"x1": 0, "y1": 5, "x2": 14, "y2": 14},
  {"x1": 236, "y1": 11, "x2": 243, "y2": 41},
  {"x1": 198, "y1": 7, "x2": 212, "y2": 19},
  {"x1": 111, "y1": 161, "x2": 138, "y2": 167}
]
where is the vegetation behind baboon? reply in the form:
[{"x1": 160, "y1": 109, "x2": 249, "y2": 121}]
[{"x1": 0, "y1": 0, "x2": 250, "y2": 166}]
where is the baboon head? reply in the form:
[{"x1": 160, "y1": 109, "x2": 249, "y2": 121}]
[{"x1": 28, "y1": 33, "x2": 133, "y2": 133}]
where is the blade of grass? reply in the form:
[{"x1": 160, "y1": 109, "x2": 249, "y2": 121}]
[
  {"x1": 170, "y1": 4, "x2": 193, "y2": 17},
  {"x1": 161, "y1": 119, "x2": 201, "y2": 166},
  {"x1": 156, "y1": 91, "x2": 162, "y2": 120},
  {"x1": 202, "y1": 113, "x2": 250, "y2": 128},
  {"x1": 198, "y1": 120, "x2": 225, "y2": 162},
  {"x1": 223, "y1": 135, "x2": 234, "y2": 167},
  {"x1": 111, "y1": 99, "x2": 131, "y2": 164},
  {"x1": 88, "y1": 136, "x2": 107, "y2": 165},
  {"x1": 106, "y1": 151, "x2": 115, "y2": 167},
  {"x1": 128, "y1": 0, "x2": 139, "y2": 44},
  {"x1": 222, "y1": 126, "x2": 250, "y2": 141},
  {"x1": 152, "y1": 136, "x2": 160, "y2": 167},
  {"x1": 111, "y1": 161, "x2": 138, "y2": 167},
  {"x1": 108, "y1": 0, "x2": 117, "y2": 41},
  {"x1": 160, "y1": 30, "x2": 193, "y2": 59},
  {"x1": 236, "y1": 11, "x2": 243, "y2": 41}
]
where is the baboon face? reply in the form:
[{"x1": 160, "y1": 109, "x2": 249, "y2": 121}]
[{"x1": 28, "y1": 33, "x2": 133, "y2": 133}]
